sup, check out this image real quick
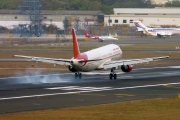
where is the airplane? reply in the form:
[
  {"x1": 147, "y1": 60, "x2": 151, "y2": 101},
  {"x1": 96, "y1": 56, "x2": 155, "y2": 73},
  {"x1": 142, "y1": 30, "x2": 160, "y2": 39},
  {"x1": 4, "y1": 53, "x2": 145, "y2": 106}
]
[
  {"x1": 14, "y1": 28, "x2": 169, "y2": 80},
  {"x1": 84, "y1": 30, "x2": 118, "y2": 42},
  {"x1": 133, "y1": 21, "x2": 180, "y2": 38}
]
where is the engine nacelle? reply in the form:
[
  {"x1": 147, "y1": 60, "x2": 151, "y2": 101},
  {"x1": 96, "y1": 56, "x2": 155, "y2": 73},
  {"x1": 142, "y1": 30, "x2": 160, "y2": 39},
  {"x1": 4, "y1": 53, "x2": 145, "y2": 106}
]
[
  {"x1": 121, "y1": 65, "x2": 133, "y2": 72},
  {"x1": 68, "y1": 65, "x2": 78, "y2": 72}
]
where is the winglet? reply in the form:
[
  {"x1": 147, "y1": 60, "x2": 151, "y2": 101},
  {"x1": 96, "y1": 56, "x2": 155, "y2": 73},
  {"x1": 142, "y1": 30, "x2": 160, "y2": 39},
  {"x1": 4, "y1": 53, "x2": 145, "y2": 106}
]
[{"x1": 72, "y1": 28, "x2": 80, "y2": 58}]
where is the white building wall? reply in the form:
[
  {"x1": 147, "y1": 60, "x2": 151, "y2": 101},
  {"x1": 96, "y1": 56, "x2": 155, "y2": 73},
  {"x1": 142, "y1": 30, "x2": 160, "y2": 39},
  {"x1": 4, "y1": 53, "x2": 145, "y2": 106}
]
[
  {"x1": 113, "y1": 8, "x2": 180, "y2": 15},
  {"x1": 105, "y1": 15, "x2": 180, "y2": 27},
  {"x1": 153, "y1": 0, "x2": 167, "y2": 4},
  {"x1": 105, "y1": 8, "x2": 180, "y2": 27}
]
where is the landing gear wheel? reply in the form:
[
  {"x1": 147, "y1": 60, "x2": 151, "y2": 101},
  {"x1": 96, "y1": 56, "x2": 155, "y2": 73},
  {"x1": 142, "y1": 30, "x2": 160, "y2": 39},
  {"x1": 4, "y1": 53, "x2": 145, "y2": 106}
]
[
  {"x1": 109, "y1": 73, "x2": 113, "y2": 80},
  {"x1": 114, "y1": 74, "x2": 117, "y2": 80},
  {"x1": 74, "y1": 72, "x2": 82, "y2": 79},
  {"x1": 75, "y1": 73, "x2": 78, "y2": 79},
  {"x1": 79, "y1": 73, "x2": 82, "y2": 79},
  {"x1": 109, "y1": 68, "x2": 117, "y2": 80}
]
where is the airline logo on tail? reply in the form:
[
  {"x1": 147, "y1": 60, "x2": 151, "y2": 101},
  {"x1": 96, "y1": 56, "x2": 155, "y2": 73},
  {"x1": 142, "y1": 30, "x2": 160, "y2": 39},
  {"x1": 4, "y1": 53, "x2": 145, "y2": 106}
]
[
  {"x1": 133, "y1": 21, "x2": 148, "y2": 32},
  {"x1": 84, "y1": 30, "x2": 99, "y2": 40},
  {"x1": 84, "y1": 30, "x2": 91, "y2": 38}
]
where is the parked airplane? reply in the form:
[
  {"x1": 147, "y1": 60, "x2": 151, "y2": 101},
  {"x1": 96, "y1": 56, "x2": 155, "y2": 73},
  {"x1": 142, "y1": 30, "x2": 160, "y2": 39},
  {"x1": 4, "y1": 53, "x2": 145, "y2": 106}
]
[
  {"x1": 133, "y1": 21, "x2": 180, "y2": 38},
  {"x1": 14, "y1": 28, "x2": 169, "y2": 80},
  {"x1": 84, "y1": 30, "x2": 118, "y2": 42}
]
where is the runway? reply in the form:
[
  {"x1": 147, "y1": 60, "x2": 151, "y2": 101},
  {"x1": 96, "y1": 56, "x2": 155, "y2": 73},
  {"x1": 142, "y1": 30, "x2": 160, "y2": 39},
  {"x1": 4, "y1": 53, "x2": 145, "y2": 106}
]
[
  {"x1": 0, "y1": 66, "x2": 180, "y2": 114},
  {"x1": 0, "y1": 35, "x2": 180, "y2": 114}
]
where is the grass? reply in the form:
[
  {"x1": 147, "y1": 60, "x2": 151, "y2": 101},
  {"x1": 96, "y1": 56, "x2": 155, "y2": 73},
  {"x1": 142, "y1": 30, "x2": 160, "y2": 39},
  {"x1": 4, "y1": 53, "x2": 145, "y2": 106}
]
[{"x1": 0, "y1": 97, "x2": 180, "y2": 120}]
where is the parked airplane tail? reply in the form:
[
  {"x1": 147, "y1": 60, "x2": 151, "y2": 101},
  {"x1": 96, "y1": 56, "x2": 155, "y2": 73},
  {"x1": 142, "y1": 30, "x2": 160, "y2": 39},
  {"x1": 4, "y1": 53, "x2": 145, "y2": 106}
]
[
  {"x1": 84, "y1": 30, "x2": 91, "y2": 38},
  {"x1": 72, "y1": 28, "x2": 80, "y2": 58},
  {"x1": 133, "y1": 21, "x2": 148, "y2": 30}
]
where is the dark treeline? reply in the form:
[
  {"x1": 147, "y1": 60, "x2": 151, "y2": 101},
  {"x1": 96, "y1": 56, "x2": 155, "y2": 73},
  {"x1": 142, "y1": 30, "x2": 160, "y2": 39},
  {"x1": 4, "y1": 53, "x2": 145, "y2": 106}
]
[{"x1": 0, "y1": 0, "x2": 180, "y2": 14}]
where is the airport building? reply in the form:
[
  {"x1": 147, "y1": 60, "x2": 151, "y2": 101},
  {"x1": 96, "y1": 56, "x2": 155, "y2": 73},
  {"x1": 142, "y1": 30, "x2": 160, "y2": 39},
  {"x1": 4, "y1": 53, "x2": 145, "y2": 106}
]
[
  {"x1": 0, "y1": 10, "x2": 104, "y2": 29},
  {"x1": 104, "y1": 7, "x2": 180, "y2": 27},
  {"x1": 1, "y1": 7, "x2": 180, "y2": 31}
]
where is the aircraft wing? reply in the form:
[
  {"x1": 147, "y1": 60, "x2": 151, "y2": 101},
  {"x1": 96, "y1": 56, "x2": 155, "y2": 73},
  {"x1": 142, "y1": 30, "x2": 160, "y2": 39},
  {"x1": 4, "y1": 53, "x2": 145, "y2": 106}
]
[
  {"x1": 14, "y1": 55, "x2": 71, "y2": 65},
  {"x1": 103, "y1": 56, "x2": 169, "y2": 69}
]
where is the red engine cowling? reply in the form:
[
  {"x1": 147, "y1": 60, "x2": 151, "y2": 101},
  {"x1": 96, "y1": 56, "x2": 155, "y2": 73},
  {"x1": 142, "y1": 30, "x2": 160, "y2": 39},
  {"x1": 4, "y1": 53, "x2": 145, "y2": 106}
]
[
  {"x1": 121, "y1": 65, "x2": 133, "y2": 72},
  {"x1": 68, "y1": 65, "x2": 78, "y2": 72}
]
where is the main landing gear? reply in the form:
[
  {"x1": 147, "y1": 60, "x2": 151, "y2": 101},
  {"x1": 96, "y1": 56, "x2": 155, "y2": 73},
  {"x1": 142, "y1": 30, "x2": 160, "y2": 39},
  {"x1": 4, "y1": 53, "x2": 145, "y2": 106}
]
[
  {"x1": 75, "y1": 72, "x2": 82, "y2": 79},
  {"x1": 109, "y1": 68, "x2": 117, "y2": 80}
]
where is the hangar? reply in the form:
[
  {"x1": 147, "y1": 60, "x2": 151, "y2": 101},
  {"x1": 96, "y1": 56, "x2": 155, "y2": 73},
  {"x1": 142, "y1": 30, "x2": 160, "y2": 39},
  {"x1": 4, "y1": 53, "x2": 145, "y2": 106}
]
[{"x1": 104, "y1": 7, "x2": 180, "y2": 27}]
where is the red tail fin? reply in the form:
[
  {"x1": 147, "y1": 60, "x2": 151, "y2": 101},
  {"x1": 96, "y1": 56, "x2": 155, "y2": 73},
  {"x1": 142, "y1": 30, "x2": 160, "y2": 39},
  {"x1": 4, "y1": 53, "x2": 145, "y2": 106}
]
[
  {"x1": 84, "y1": 30, "x2": 90, "y2": 38},
  {"x1": 72, "y1": 28, "x2": 80, "y2": 58}
]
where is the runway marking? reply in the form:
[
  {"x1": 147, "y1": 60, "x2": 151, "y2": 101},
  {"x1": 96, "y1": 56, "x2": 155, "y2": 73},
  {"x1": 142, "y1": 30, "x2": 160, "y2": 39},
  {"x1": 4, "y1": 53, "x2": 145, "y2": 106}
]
[
  {"x1": 46, "y1": 86, "x2": 112, "y2": 91},
  {"x1": 46, "y1": 86, "x2": 79, "y2": 90},
  {"x1": 1, "y1": 82, "x2": 180, "y2": 101}
]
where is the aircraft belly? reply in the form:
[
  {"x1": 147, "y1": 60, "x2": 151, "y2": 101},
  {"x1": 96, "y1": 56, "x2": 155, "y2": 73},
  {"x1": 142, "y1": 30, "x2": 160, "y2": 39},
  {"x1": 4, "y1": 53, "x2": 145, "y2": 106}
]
[
  {"x1": 112, "y1": 54, "x2": 121, "y2": 60},
  {"x1": 73, "y1": 62, "x2": 100, "y2": 72}
]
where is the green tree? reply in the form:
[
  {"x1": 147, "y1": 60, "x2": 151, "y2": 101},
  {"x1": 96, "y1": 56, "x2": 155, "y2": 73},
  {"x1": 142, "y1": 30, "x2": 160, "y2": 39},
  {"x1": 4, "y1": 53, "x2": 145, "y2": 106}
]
[
  {"x1": 165, "y1": 1, "x2": 180, "y2": 7},
  {"x1": 0, "y1": 0, "x2": 174, "y2": 14}
]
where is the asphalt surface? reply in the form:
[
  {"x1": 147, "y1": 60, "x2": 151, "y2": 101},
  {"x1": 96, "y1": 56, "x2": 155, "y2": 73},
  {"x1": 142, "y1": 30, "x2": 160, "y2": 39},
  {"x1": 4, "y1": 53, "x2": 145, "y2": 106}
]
[
  {"x1": 0, "y1": 35, "x2": 179, "y2": 114},
  {"x1": 0, "y1": 66, "x2": 180, "y2": 114}
]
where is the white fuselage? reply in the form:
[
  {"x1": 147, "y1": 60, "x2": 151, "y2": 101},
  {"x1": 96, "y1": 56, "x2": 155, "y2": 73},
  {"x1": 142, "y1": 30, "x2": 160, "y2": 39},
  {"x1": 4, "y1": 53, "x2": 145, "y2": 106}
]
[
  {"x1": 71, "y1": 44, "x2": 122, "y2": 72},
  {"x1": 145, "y1": 28, "x2": 180, "y2": 36},
  {"x1": 133, "y1": 21, "x2": 180, "y2": 37}
]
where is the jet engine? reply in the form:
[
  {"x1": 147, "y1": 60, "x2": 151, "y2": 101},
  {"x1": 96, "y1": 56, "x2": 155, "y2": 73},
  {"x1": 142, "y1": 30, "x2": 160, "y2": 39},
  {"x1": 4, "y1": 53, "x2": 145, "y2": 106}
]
[
  {"x1": 68, "y1": 65, "x2": 78, "y2": 72},
  {"x1": 121, "y1": 65, "x2": 133, "y2": 72}
]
